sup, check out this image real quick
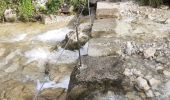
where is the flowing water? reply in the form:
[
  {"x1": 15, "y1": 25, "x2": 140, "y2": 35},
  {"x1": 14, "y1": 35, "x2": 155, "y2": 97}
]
[{"x1": 0, "y1": 22, "x2": 88, "y2": 99}]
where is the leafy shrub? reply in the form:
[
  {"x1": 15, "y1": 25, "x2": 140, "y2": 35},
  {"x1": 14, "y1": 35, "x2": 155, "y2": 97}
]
[
  {"x1": 0, "y1": 0, "x2": 7, "y2": 22},
  {"x1": 18, "y1": 0, "x2": 35, "y2": 21},
  {"x1": 69, "y1": 0, "x2": 88, "y2": 15},
  {"x1": 46, "y1": 0, "x2": 63, "y2": 14},
  {"x1": 137, "y1": 0, "x2": 163, "y2": 7}
]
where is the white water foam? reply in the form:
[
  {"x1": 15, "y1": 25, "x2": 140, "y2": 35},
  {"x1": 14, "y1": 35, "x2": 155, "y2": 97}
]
[
  {"x1": 24, "y1": 48, "x2": 50, "y2": 64},
  {"x1": 80, "y1": 42, "x2": 89, "y2": 56},
  {"x1": 11, "y1": 34, "x2": 27, "y2": 42},
  {"x1": 36, "y1": 27, "x2": 73, "y2": 42},
  {"x1": 36, "y1": 76, "x2": 70, "y2": 90}
]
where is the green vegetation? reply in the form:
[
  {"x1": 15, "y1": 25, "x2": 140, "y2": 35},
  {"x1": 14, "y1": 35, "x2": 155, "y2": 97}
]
[
  {"x1": 137, "y1": 0, "x2": 170, "y2": 7},
  {"x1": 18, "y1": 0, "x2": 35, "y2": 21},
  {"x1": 0, "y1": 0, "x2": 86, "y2": 22},
  {"x1": 70, "y1": 0, "x2": 88, "y2": 15},
  {"x1": 46, "y1": 0, "x2": 63, "y2": 14},
  {"x1": 0, "y1": 1, "x2": 7, "y2": 22}
]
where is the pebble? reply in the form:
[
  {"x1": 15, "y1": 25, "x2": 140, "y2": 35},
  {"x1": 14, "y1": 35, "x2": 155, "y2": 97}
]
[
  {"x1": 143, "y1": 48, "x2": 156, "y2": 58},
  {"x1": 123, "y1": 68, "x2": 133, "y2": 76},
  {"x1": 145, "y1": 90, "x2": 154, "y2": 97},
  {"x1": 136, "y1": 77, "x2": 150, "y2": 91},
  {"x1": 149, "y1": 78, "x2": 160, "y2": 88},
  {"x1": 163, "y1": 70, "x2": 170, "y2": 77}
]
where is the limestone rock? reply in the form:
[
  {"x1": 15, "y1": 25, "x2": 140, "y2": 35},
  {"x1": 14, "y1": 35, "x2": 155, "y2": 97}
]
[
  {"x1": 143, "y1": 48, "x2": 156, "y2": 58},
  {"x1": 123, "y1": 68, "x2": 133, "y2": 76},
  {"x1": 145, "y1": 90, "x2": 154, "y2": 98},
  {"x1": 91, "y1": 19, "x2": 116, "y2": 38},
  {"x1": 148, "y1": 78, "x2": 160, "y2": 88},
  {"x1": 125, "y1": 41, "x2": 134, "y2": 55},
  {"x1": 136, "y1": 77, "x2": 150, "y2": 91},
  {"x1": 96, "y1": 2, "x2": 121, "y2": 19},
  {"x1": 62, "y1": 31, "x2": 89, "y2": 50},
  {"x1": 88, "y1": 38, "x2": 121, "y2": 57},
  {"x1": 79, "y1": 22, "x2": 91, "y2": 33},
  {"x1": 163, "y1": 70, "x2": 170, "y2": 77},
  {"x1": 4, "y1": 8, "x2": 17, "y2": 22},
  {"x1": 67, "y1": 56, "x2": 128, "y2": 100}
]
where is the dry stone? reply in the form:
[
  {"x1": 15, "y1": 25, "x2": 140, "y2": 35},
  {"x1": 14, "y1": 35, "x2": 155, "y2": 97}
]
[
  {"x1": 136, "y1": 77, "x2": 150, "y2": 91},
  {"x1": 96, "y1": 2, "x2": 121, "y2": 19},
  {"x1": 4, "y1": 8, "x2": 17, "y2": 22},
  {"x1": 91, "y1": 19, "x2": 116, "y2": 38},
  {"x1": 88, "y1": 38, "x2": 121, "y2": 57}
]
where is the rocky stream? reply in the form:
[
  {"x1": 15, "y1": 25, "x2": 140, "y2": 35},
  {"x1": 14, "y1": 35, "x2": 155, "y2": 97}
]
[{"x1": 1, "y1": 1, "x2": 170, "y2": 100}]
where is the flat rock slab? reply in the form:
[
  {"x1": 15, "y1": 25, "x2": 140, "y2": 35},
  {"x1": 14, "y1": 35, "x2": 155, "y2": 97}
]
[
  {"x1": 88, "y1": 38, "x2": 121, "y2": 57},
  {"x1": 96, "y1": 2, "x2": 121, "y2": 19},
  {"x1": 91, "y1": 19, "x2": 117, "y2": 38},
  {"x1": 67, "y1": 56, "x2": 127, "y2": 100}
]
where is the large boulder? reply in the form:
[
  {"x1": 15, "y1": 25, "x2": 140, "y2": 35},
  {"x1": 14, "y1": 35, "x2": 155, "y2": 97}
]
[
  {"x1": 67, "y1": 56, "x2": 129, "y2": 100},
  {"x1": 62, "y1": 31, "x2": 89, "y2": 50},
  {"x1": 4, "y1": 8, "x2": 17, "y2": 22},
  {"x1": 88, "y1": 38, "x2": 121, "y2": 57}
]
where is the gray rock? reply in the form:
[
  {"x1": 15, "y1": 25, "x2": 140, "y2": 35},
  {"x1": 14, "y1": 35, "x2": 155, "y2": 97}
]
[
  {"x1": 123, "y1": 68, "x2": 133, "y2": 76},
  {"x1": 96, "y1": 2, "x2": 121, "y2": 19},
  {"x1": 163, "y1": 70, "x2": 170, "y2": 77},
  {"x1": 125, "y1": 41, "x2": 134, "y2": 55},
  {"x1": 145, "y1": 90, "x2": 154, "y2": 98},
  {"x1": 143, "y1": 48, "x2": 156, "y2": 58},
  {"x1": 91, "y1": 19, "x2": 117, "y2": 38},
  {"x1": 67, "y1": 56, "x2": 129, "y2": 100},
  {"x1": 148, "y1": 78, "x2": 160, "y2": 88},
  {"x1": 62, "y1": 31, "x2": 89, "y2": 50},
  {"x1": 4, "y1": 8, "x2": 17, "y2": 22},
  {"x1": 136, "y1": 77, "x2": 150, "y2": 91},
  {"x1": 88, "y1": 38, "x2": 121, "y2": 57}
]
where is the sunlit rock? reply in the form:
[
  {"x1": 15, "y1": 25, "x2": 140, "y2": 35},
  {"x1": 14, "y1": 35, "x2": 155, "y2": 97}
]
[
  {"x1": 96, "y1": 2, "x2": 121, "y2": 19},
  {"x1": 4, "y1": 8, "x2": 17, "y2": 22},
  {"x1": 135, "y1": 77, "x2": 150, "y2": 91},
  {"x1": 88, "y1": 38, "x2": 121, "y2": 57},
  {"x1": 91, "y1": 19, "x2": 116, "y2": 38}
]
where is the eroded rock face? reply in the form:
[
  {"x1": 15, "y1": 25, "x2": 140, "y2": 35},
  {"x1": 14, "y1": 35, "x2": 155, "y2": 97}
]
[{"x1": 67, "y1": 56, "x2": 130, "y2": 100}]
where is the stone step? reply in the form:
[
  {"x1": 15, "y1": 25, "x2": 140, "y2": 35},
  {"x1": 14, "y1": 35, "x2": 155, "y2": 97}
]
[
  {"x1": 88, "y1": 38, "x2": 121, "y2": 57},
  {"x1": 91, "y1": 19, "x2": 117, "y2": 38},
  {"x1": 67, "y1": 56, "x2": 127, "y2": 100},
  {"x1": 96, "y1": 1, "x2": 121, "y2": 19}
]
